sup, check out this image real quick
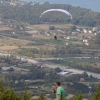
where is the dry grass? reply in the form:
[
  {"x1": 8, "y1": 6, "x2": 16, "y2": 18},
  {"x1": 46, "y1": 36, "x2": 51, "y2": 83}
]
[
  {"x1": 0, "y1": 46, "x2": 18, "y2": 51},
  {"x1": 33, "y1": 35, "x2": 53, "y2": 39},
  {"x1": 22, "y1": 44, "x2": 55, "y2": 50},
  {"x1": 2, "y1": 40, "x2": 28, "y2": 46},
  {"x1": 27, "y1": 23, "x2": 91, "y2": 31},
  {"x1": 77, "y1": 33, "x2": 95, "y2": 39},
  {"x1": 0, "y1": 25, "x2": 12, "y2": 31},
  {"x1": 32, "y1": 24, "x2": 71, "y2": 30},
  {"x1": 0, "y1": 39, "x2": 29, "y2": 51},
  {"x1": 26, "y1": 31, "x2": 38, "y2": 34}
]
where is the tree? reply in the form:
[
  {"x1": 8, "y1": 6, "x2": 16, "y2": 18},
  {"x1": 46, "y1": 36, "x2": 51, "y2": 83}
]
[
  {"x1": 49, "y1": 26, "x2": 55, "y2": 30},
  {"x1": 92, "y1": 88, "x2": 100, "y2": 100},
  {"x1": 23, "y1": 90, "x2": 32, "y2": 100},
  {"x1": 55, "y1": 67, "x2": 62, "y2": 73},
  {"x1": 39, "y1": 94, "x2": 46, "y2": 100},
  {"x1": 74, "y1": 93, "x2": 83, "y2": 100},
  {"x1": 0, "y1": 82, "x2": 32, "y2": 100},
  {"x1": 7, "y1": 68, "x2": 14, "y2": 72},
  {"x1": 70, "y1": 26, "x2": 77, "y2": 31}
]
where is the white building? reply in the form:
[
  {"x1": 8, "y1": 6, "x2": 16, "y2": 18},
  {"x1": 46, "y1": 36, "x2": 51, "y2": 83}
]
[
  {"x1": 76, "y1": 29, "x2": 80, "y2": 32},
  {"x1": 85, "y1": 43, "x2": 89, "y2": 46},
  {"x1": 88, "y1": 30, "x2": 92, "y2": 34},
  {"x1": 57, "y1": 71, "x2": 69, "y2": 76},
  {"x1": 95, "y1": 33, "x2": 97, "y2": 35},
  {"x1": 66, "y1": 43, "x2": 69, "y2": 45},
  {"x1": 83, "y1": 29, "x2": 88, "y2": 33},
  {"x1": 66, "y1": 37, "x2": 70, "y2": 40},
  {"x1": 83, "y1": 39, "x2": 88, "y2": 43}
]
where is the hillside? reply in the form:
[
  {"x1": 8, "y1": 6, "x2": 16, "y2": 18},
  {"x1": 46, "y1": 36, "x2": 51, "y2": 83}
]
[{"x1": 0, "y1": 2, "x2": 100, "y2": 26}]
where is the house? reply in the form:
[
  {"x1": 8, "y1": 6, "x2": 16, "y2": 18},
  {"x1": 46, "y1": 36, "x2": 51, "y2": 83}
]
[
  {"x1": 72, "y1": 32, "x2": 77, "y2": 35},
  {"x1": 76, "y1": 29, "x2": 80, "y2": 32},
  {"x1": 2, "y1": 67, "x2": 11, "y2": 71},
  {"x1": 66, "y1": 37, "x2": 70, "y2": 40},
  {"x1": 58, "y1": 30, "x2": 64, "y2": 33},
  {"x1": 2, "y1": 66, "x2": 29, "y2": 72},
  {"x1": 80, "y1": 78, "x2": 85, "y2": 82},
  {"x1": 57, "y1": 71, "x2": 69, "y2": 76},
  {"x1": 88, "y1": 30, "x2": 92, "y2": 34},
  {"x1": 83, "y1": 29, "x2": 88, "y2": 33},
  {"x1": 95, "y1": 33, "x2": 97, "y2": 35},
  {"x1": 45, "y1": 32, "x2": 50, "y2": 36},
  {"x1": 85, "y1": 43, "x2": 89, "y2": 46},
  {"x1": 87, "y1": 36, "x2": 92, "y2": 39},
  {"x1": 12, "y1": 32, "x2": 15, "y2": 35},
  {"x1": 66, "y1": 43, "x2": 69, "y2": 45},
  {"x1": 15, "y1": 80, "x2": 19, "y2": 84},
  {"x1": 83, "y1": 39, "x2": 88, "y2": 43}
]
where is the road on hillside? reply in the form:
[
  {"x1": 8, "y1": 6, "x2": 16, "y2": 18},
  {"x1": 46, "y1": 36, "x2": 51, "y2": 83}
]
[{"x1": 45, "y1": 64, "x2": 100, "y2": 79}]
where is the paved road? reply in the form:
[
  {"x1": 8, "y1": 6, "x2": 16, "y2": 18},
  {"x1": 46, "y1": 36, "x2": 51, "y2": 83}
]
[
  {"x1": 45, "y1": 64, "x2": 100, "y2": 79},
  {"x1": 0, "y1": 50, "x2": 100, "y2": 79}
]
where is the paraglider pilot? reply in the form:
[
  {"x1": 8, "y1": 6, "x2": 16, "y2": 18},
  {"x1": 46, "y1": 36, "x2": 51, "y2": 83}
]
[{"x1": 54, "y1": 36, "x2": 57, "y2": 40}]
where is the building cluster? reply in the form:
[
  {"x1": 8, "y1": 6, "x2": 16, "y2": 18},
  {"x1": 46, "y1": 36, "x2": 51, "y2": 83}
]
[
  {"x1": 71, "y1": 26, "x2": 100, "y2": 46},
  {"x1": 71, "y1": 26, "x2": 100, "y2": 35},
  {"x1": 1, "y1": 0, "x2": 28, "y2": 6}
]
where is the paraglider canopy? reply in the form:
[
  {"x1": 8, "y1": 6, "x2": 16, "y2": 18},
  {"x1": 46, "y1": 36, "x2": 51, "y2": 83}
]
[{"x1": 40, "y1": 9, "x2": 72, "y2": 20}]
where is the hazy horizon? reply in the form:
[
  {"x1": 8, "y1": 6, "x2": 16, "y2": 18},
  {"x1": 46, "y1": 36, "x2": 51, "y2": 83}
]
[{"x1": 22, "y1": 0, "x2": 100, "y2": 12}]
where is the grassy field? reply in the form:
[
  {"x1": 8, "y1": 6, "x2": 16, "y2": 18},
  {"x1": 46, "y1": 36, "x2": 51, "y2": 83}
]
[
  {"x1": 0, "y1": 46, "x2": 18, "y2": 51},
  {"x1": 0, "y1": 23, "x2": 94, "y2": 53},
  {"x1": 0, "y1": 25, "x2": 12, "y2": 31},
  {"x1": 0, "y1": 40, "x2": 28, "y2": 51},
  {"x1": 26, "y1": 23, "x2": 92, "y2": 32},
  {"x1": 3, "y1": 40, "x2": 28, "y2": 46},
  {"x1": 22, "y1": 44, "x2": 55, "y2": 50}
]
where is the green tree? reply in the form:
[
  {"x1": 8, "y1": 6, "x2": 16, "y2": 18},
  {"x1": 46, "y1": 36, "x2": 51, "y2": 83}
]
[
  {"x1": 49, "y1": 26, "x2": 55, "y2": 30},
  {"x1": 0, "y1": 82, "x2": 32, "y2": 100},
  {"x1": 23, "y1": 90, "x2": 32, "y2": 100},
  {"x1": 39, "y1": 94, "x2": 46, "y2": 100},
  {"x1": 74, "y1": 93, "x2": 83, "y2": 100},
  {"x1": 92, "y1": 88, "x2": 100, "y2": 100},
  {"x1": 70, "y1": 26, "x2": 77, "y2": 31},
  {"x1": 55, "y1": 67, "x2": 62, "y2": 73}
]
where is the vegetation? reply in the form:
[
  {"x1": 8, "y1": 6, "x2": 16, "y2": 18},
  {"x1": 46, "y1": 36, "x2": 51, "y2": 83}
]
[
  {"x1": 0, "y1": 2, "x2": 100, "y2": 26},
  {"x1": 92, "y1": 89, "x2": 100, "y2": 100},
  {"x1": 0, "y1": 82, "x2": 32, "y2": 100},
  {"x1": 48, "y1": 58, "x2": 100, "y2": 73},
  {"x1": 18, "y1": 46, "x2": 82, "y2": 58},
  {"x1": 74, "y1": 93, "x2": 83, "y2": 100},
  {"x1": 0, "y1": 1, "x2": 100, "y2": 100},
  {"x1": 0, "y1": 82, "x2": 100, "y2": 100},
  {"x1": 39, "y1": 94, "x2": 46, "y2": 100}
]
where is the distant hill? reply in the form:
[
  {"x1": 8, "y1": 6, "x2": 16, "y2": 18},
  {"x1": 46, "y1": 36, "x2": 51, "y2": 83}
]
[
  {"x1": 22, "y1": 0, "x2": 100, "y2": 12},
  {"x1": 0, "y1": 2, "x2": 100, "y2": 26}
]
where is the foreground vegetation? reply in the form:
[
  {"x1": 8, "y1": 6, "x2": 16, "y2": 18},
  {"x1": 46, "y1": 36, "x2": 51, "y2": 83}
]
[
  {"x1": 0, "y1": 82, "x2": 32, "y2": 100},
  {"x1": 0, "y1": 82, "x2": 100, "y2": 100}
]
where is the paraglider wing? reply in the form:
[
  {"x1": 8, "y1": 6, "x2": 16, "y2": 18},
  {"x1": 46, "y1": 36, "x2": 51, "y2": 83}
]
[{"x1": 40, "y1": 9, "x2": 72, "y2": 20}]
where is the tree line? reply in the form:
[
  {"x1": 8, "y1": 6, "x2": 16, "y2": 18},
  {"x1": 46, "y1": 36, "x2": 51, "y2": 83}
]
[{"x1": 18, "y1": 47, "x2": 82, "y2": 57}]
